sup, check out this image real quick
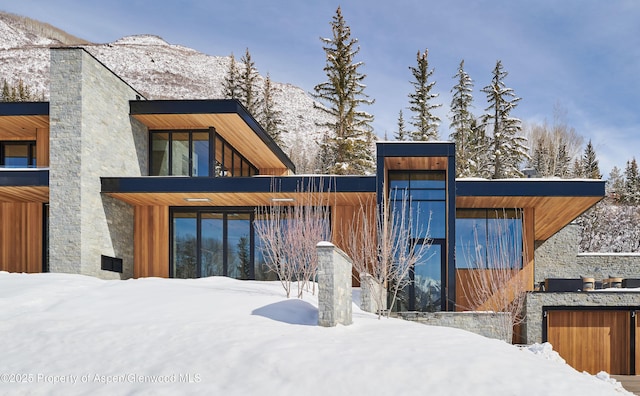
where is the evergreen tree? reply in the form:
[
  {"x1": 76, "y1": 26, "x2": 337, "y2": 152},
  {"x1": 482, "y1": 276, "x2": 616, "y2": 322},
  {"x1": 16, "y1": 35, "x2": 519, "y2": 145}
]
[
  {"x1": 480, "y1": 60, "x2": 529, "y2": 178},
  {"x1": 1, "y1": 79, "x2": 10, "y2": 101},
  {"x1": 530, "y1": 140, "x2": 549, "y2": 176},
  {"x1": 394, "y1": 109, "x2": 408, "y2": 141},
  {"x1": 222, "y1": 53, "x2": 240, "y2": 100},
  {"x1": 572, "y1": 157, "x2": 584, "y2": 178},
  {"x1": 607, "y1": 165, "x2": 625, "y2": 201},
  {"x1": 466, "y1": 117, "x2": 492, "y2": 178},
  {"x1": 449, "y1": 60, "x2": 475, "y2": 176},
  {"x1": 624, "y1": 158, "x2": 640, "y2": 204},
  {"x1": 239, "y1": 48, "x2": 260, "y2": 114},
  {"x1": 259, "y1": 73, "x2": 286, "y2": 147},
  {"x1": 554, "y1": 141, "x2": 572, "y2": 178},
  {"x1": 582, "y1": 139, "x2": 601, "y2": 179},
  {"x1": 408, "y1": 49, "x2": 440, "y2": 141},
  {"x1": 313, "y1": 6, "x2": 376, "y2": 175}
]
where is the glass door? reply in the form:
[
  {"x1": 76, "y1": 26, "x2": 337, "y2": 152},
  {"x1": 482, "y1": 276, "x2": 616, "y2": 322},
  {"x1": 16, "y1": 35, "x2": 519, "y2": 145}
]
[{"x1": 411, "y1": 241, "x2": 445, "y2": 312}]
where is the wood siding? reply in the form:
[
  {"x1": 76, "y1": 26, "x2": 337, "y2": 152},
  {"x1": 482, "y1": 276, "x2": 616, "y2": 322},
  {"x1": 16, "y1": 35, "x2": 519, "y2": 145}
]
[
  {"x1": 0, "y1": 202, "x2": 42, "y2": 273},
  {"x1": 36, "y1": 128, "x2": 49, "y2": 167},
  {"x1": 134, "y1": 206, "x2": 169, "y2": 278},
  {"x1": 547, "y1": 310, "x2": 632, "y2": 375}
]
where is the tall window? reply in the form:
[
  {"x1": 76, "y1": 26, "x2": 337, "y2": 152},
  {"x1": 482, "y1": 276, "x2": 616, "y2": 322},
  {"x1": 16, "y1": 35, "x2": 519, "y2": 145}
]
[
  {"x1": 150, "y1": 130, "x2": 257, "y2": 177},
  {"x1": 0, "y1": 141, "x2": 36, "y2": 168},
  {"x1": 389, "y1": 171, "x2": 446, "y2": 312},
  {"x1": 455, "y1": 209, "x2": 523, "y2": 269}
]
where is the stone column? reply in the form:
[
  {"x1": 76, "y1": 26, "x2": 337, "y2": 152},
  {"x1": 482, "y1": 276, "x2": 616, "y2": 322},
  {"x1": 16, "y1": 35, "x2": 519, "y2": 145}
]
[{"x1": 317, "y1": 241, "x2": 353, "y2": 327}]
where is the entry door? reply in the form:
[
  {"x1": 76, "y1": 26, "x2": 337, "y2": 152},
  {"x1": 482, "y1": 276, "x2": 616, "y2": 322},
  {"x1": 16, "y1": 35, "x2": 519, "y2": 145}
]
[{"x1": 410, "y1": 240, "x2": 445, "y2": 312}]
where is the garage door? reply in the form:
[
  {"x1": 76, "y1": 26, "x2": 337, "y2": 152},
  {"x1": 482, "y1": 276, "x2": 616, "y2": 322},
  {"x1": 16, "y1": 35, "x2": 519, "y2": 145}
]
[{"x1": 545, "y1": 309, "x2": 636, "y2": 375}]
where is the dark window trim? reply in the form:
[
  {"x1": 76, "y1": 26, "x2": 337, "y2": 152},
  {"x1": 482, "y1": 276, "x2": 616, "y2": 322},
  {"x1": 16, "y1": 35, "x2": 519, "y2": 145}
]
[
  {"x1": 0, "y1": 140, "x2": 37, "y2": 168},
  {"x1": 149, "y1": 129, "x2": 257, "y2": 177},
  {"x1": 455, "y1": 208, "x2": 524, "y2": 270},
  {"x1": 170, "y1": 207, "x2": 256, "y2": 279}
]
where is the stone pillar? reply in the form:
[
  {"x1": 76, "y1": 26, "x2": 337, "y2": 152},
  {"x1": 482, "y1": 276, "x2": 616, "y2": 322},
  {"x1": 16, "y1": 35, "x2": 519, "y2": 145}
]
[
  {"x1": 317, "y1": 241, "x2": 353, "y2": 327},
  {"x1": 359, "y1": 273, "x2": 387, "y2": 314}
]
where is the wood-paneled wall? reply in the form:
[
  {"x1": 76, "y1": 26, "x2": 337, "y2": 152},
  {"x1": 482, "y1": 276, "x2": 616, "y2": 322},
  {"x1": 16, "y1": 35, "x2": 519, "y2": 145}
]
[
  {"x1": 0, "y1": 202, "x2": 43, "y2": 273},
  {"x1": 36, "y1": 128, "x2": 49, "y2": 167},
  {"x1": 134, "y1": 206, "x2": 169, "y2": 278},
  {"x1": 547, "y1": 310, "x2": 631, "y2": 375}
]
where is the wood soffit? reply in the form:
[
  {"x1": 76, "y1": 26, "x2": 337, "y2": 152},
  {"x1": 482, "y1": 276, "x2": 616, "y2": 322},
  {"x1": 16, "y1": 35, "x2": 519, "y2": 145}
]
[
  {"x1": 0, "y1": 116, "x2": 49, "y2": 138},
  {"x1": 106, "y1": 191, "x2": 376, "y2": 208},
  {"x1": 0, "y1": 186, "x2": 49, "y2": 202}
]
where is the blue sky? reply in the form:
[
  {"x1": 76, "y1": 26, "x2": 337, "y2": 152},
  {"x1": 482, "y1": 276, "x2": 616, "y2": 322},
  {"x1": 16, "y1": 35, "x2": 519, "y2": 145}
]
[{"x1": 2, "y1": 0, "x2": 639, "y2": 176}]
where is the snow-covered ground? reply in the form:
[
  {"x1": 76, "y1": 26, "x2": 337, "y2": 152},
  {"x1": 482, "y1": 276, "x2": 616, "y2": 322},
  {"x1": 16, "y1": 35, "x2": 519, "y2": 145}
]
[{"x1": 0, "y1": 272, "x2": 632, "y2": 395}]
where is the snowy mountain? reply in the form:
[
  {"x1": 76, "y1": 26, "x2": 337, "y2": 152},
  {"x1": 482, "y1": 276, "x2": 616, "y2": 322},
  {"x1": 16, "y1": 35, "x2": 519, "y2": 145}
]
[{"x1": 0, "y1": 12, "x2": 328, "y2": 172}]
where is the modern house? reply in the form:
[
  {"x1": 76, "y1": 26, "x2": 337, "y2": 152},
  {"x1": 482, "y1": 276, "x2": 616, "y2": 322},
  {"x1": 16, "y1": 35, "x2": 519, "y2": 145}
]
[{"x1": 1, "y1": 47, "x2": 638, "y2": 375}]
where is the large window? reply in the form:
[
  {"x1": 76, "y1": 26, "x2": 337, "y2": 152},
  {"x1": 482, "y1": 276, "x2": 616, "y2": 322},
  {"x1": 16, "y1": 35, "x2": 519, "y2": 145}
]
[
  {"x1": 388, "y1": 171, "x2": 446, "y2": 239},
  {"x1": 150, "y1": 130, "x2": 257, "y2": 177},
  {"x1": 172, "y1": 209, "x2": 255, "y2": 279},
  {"x1": 0, "y1": 141, "x2": 36, "y2": 168},
  {"x1": 388, "y1": 171, "x2": 446, "y2": 312},
  {"x1": 455, "y1": 209, "x2": 523, "y2": 269}
]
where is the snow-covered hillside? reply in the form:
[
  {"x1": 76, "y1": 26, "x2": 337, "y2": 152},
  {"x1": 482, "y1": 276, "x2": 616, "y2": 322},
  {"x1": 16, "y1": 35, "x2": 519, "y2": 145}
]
[
  {"x1": 0, "y1": 272, "x2": 632, "y2": 396},
  {"x1": 0, "y1": 13, "x2": 329, "y2": 172}
]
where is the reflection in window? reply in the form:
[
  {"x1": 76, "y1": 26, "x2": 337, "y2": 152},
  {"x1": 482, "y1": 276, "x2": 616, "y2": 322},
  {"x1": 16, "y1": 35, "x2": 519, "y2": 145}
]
[
  {"x1": 172, "y1": 212, "x2": 197, "y2": 278},
  {"x1": 389, "y1": 171, "x2": 446, "y2": 239},
  {"x1": 150, "y1": 130, "x2": 257, "y2": 177},
  {"x1": 455, "y1": 209, "x2": 523, "y2": 269},
  {"x1": 171, "y1": 210, "x2": 255, "y2": 279},
  {"x1": 0, "y1": 141, "x2": 36, "y2": 168}
]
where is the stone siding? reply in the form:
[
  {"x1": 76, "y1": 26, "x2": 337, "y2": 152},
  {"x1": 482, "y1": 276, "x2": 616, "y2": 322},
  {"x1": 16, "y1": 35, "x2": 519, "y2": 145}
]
[
  {"x1": 49, "y1": 48, "x2": 147, "y2": 279},
  {"x1": 534, "y1": 223, "x2": 640, "y2": 283},
  {"x1": 317, "y1": 242, "x2": 353, "y2": 327},
  {"x1": 397, "y1": 311, "x2": 513, "y2": 343},
  {"x1": 359, "y1": 273, "x2": 387, "y2": 314},
  {"x1": 524, "y1": 291, "x2": 640, "y2": 344}
]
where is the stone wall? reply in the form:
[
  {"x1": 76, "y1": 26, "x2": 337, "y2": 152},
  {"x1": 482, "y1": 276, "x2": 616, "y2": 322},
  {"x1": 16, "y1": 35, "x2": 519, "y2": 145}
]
[
  {"x1": 359, "y1": 273, "x2": 387, "y2": 314},
  {"x1": 524, "y1": 291, "x2": 640, "y2": 344},
  {"x1": 317, "y1": 242, "x2": 352, "y2": 327},
  {"x1": 49, "y1": 48, "x2": 147, "y2": 279},
  {"x1": 534, "y1": 223, "x2": 640, "y2": 283},
  {"x1": 396, "y1": 311, "x2": 513, "y2": 343}
]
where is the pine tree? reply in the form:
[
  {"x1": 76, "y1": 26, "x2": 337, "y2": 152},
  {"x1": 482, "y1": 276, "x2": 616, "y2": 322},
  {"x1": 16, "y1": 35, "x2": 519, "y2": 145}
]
[
  {"x1": 408, "y1": 49, "x2": 440, "y2": 141},
  {"x1": 394, "y1": 109, "x2": 408, "y2": 141},
  {"x1": 239, "y1": 48, "x2": 260, "y2": 114},
  {"x1": 449, "y1": 60, "x2": 475, "y2": 176},
  {"x1": 222, "y1": 53, "x2": 240, "y2": 100},
  {"x1": 480, "y1": 60, "x2": 529, "y2": 179},
  {"x1": 1, "y1": 79, "x2": 10, "y2": 101},
  {"x1": 260, "y1": 73, "x2": 286, "y2": 147},
  {"x1": 572, "y1": 157, "x2": 584, "y2": 178},
  {"x1": 607, "y1": 166, "x2": 625, "y2": 201},
  {"x1": 624, "y1": 158, "x2": 640, "y2": 204},
  {"x1": 554, "y1": 142, "x2": 572, "y2": 178},
  {"x1": 467, "y1": 117, "x2": 492, "y2": 178},
  {"x1": 582, "y1": 139, "x2": 601, "y2": 179},
  {"x1": 313, "y1": 6, "x2": 376, "y2": 175},
  {"x1": 530, "y1": 140, "x2": 549, "y2": 176}
]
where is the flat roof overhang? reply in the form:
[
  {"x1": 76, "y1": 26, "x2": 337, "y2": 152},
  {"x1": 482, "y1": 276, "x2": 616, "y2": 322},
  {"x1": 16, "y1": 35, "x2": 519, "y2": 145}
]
[
  {"x1": 456, "y1": 178, "x2": 606, "y2": 240},
  {"x1": 0, "y1": 102, "x2": 49, "y2": 138},
  {"x1": 0, "y1": 169, "x2": 49, "y2": 202},
  {"x1": 101, "y1": 175, "x2": 376, "y2": 207},
  {"x1": 130, "y1": 100, "x2": 295, "y2": 174}
]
